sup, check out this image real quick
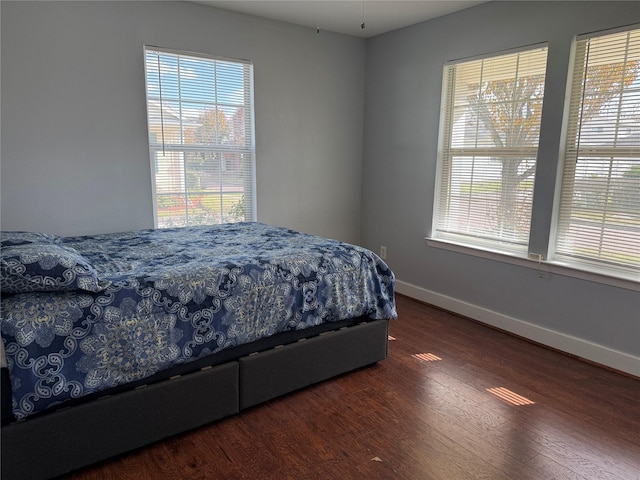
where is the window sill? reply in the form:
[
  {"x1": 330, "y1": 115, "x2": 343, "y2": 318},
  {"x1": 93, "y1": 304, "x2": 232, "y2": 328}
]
[{"x1": 426, "y1": 237, "x2": 639, "y2": 292}]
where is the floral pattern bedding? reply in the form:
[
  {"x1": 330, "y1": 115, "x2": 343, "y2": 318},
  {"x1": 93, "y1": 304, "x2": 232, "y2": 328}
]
[{"x1": 0, "y1": 223, "x2": 396, "y2": 419}]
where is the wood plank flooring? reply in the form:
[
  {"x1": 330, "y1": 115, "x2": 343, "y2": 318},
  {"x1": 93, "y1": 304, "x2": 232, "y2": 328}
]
[{"x1": 63, "y1": 295, "x2": 640, "y2": 480}]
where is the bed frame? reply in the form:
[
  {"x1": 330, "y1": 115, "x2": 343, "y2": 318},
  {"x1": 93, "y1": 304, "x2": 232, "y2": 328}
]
[{"x1": 1, "y1": 317, "x2": 389, "y2": 480}]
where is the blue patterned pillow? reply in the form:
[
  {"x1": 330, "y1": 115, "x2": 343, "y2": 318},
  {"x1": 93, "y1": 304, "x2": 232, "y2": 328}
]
[
  {"x1": 0, "y1": 231, "x2": 58, "y2": 248},
  {"x1": 1, "y1": 244, "x2": 107, "y2": 293}
]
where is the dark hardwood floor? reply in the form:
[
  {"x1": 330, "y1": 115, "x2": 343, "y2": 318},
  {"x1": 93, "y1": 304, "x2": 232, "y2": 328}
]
[{"x1": 64, "y1": 295, "x2": 640, "y2": 480}]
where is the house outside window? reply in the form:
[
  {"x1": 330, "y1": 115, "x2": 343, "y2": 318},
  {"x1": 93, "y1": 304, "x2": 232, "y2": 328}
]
[{"x1": 144, "y1": 47, "x2": 256, "y2": 228}]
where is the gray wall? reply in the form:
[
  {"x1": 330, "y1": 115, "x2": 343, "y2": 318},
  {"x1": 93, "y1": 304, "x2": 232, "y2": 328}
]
[
  {"x1": 361, "y1": 1, "x2": 640, "y2": 367},
  {"x1": 1, "y1": 1, "x2": 366, "y2": 243}
]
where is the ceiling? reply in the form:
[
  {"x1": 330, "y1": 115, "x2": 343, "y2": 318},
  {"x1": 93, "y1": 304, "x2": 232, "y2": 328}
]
[{"x1": 192, "y1": 0, "x2": 486, "y2": 38}]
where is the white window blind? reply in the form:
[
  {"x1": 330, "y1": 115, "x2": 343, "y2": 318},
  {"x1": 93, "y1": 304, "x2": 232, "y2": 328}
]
[
  {"x1": 554, "y1": 27, "x2": 640, "y2": 277},
  {"x1": 433, "y1": 46, "x2": 548, "y2": 254},
  {"x1": 144, "y1": 47, "x2": 255, "y2": 228}
]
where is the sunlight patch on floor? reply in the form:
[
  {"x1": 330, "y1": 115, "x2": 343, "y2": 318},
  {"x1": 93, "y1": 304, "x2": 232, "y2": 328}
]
[
  {"x1": 413, "y1": 352, "x2": 442, "y2": 362},
  {"x1": 486, "y1": 387, "x2": 535, "y2": 406}
]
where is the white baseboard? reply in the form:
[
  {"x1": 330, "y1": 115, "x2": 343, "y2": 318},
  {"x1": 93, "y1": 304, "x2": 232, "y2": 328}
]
[{"x1": 395, "y1": 280, "x2": 640, "y2": 377}]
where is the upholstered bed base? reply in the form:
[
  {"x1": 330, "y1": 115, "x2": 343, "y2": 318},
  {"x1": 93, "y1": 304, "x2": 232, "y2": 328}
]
[{"x1": 1, "y1": 318, "x2": 389, "y2": 480}]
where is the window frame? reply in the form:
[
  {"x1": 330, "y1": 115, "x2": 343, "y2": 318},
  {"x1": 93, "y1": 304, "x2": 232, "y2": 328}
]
[
  {"x1": 550, "y1": 25, "x2": 640, "y2": 280},
  {"x1": 143, "y1": 46, "x2": 257, "y2": 228},
  {"x1": 431, "y1": 44, "x2": 549, "y2": 256}
]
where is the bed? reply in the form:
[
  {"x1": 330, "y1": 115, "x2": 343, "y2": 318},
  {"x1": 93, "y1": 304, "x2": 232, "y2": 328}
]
[{"x1": 0, "y1": 222, "x2": 396, "y2": 480}]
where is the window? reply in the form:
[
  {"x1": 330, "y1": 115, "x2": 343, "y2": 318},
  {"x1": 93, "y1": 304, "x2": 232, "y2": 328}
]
[
  {"x1": 554, "y1": 27, "x2": 640, "y2": 277},
  {"x1": 144, "y1": 47, "x2": 256, "y2": 228},
  {"x1": 433, "y1": 46, "x2": 548, "y2": 254},
  {"x1": 431, "y1": 27, "x2": 639, "y2": 284}
]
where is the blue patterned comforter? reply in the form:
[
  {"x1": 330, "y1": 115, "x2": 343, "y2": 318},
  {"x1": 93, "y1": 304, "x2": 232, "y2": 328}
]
[{"x1": 0, "y1": 223, "x2": 396, "y2": 419}]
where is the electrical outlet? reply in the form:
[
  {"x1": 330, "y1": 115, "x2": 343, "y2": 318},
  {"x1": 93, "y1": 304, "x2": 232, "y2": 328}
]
[{"x1": 380, "y1": 246, "x2": 387, "y2": 259}]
